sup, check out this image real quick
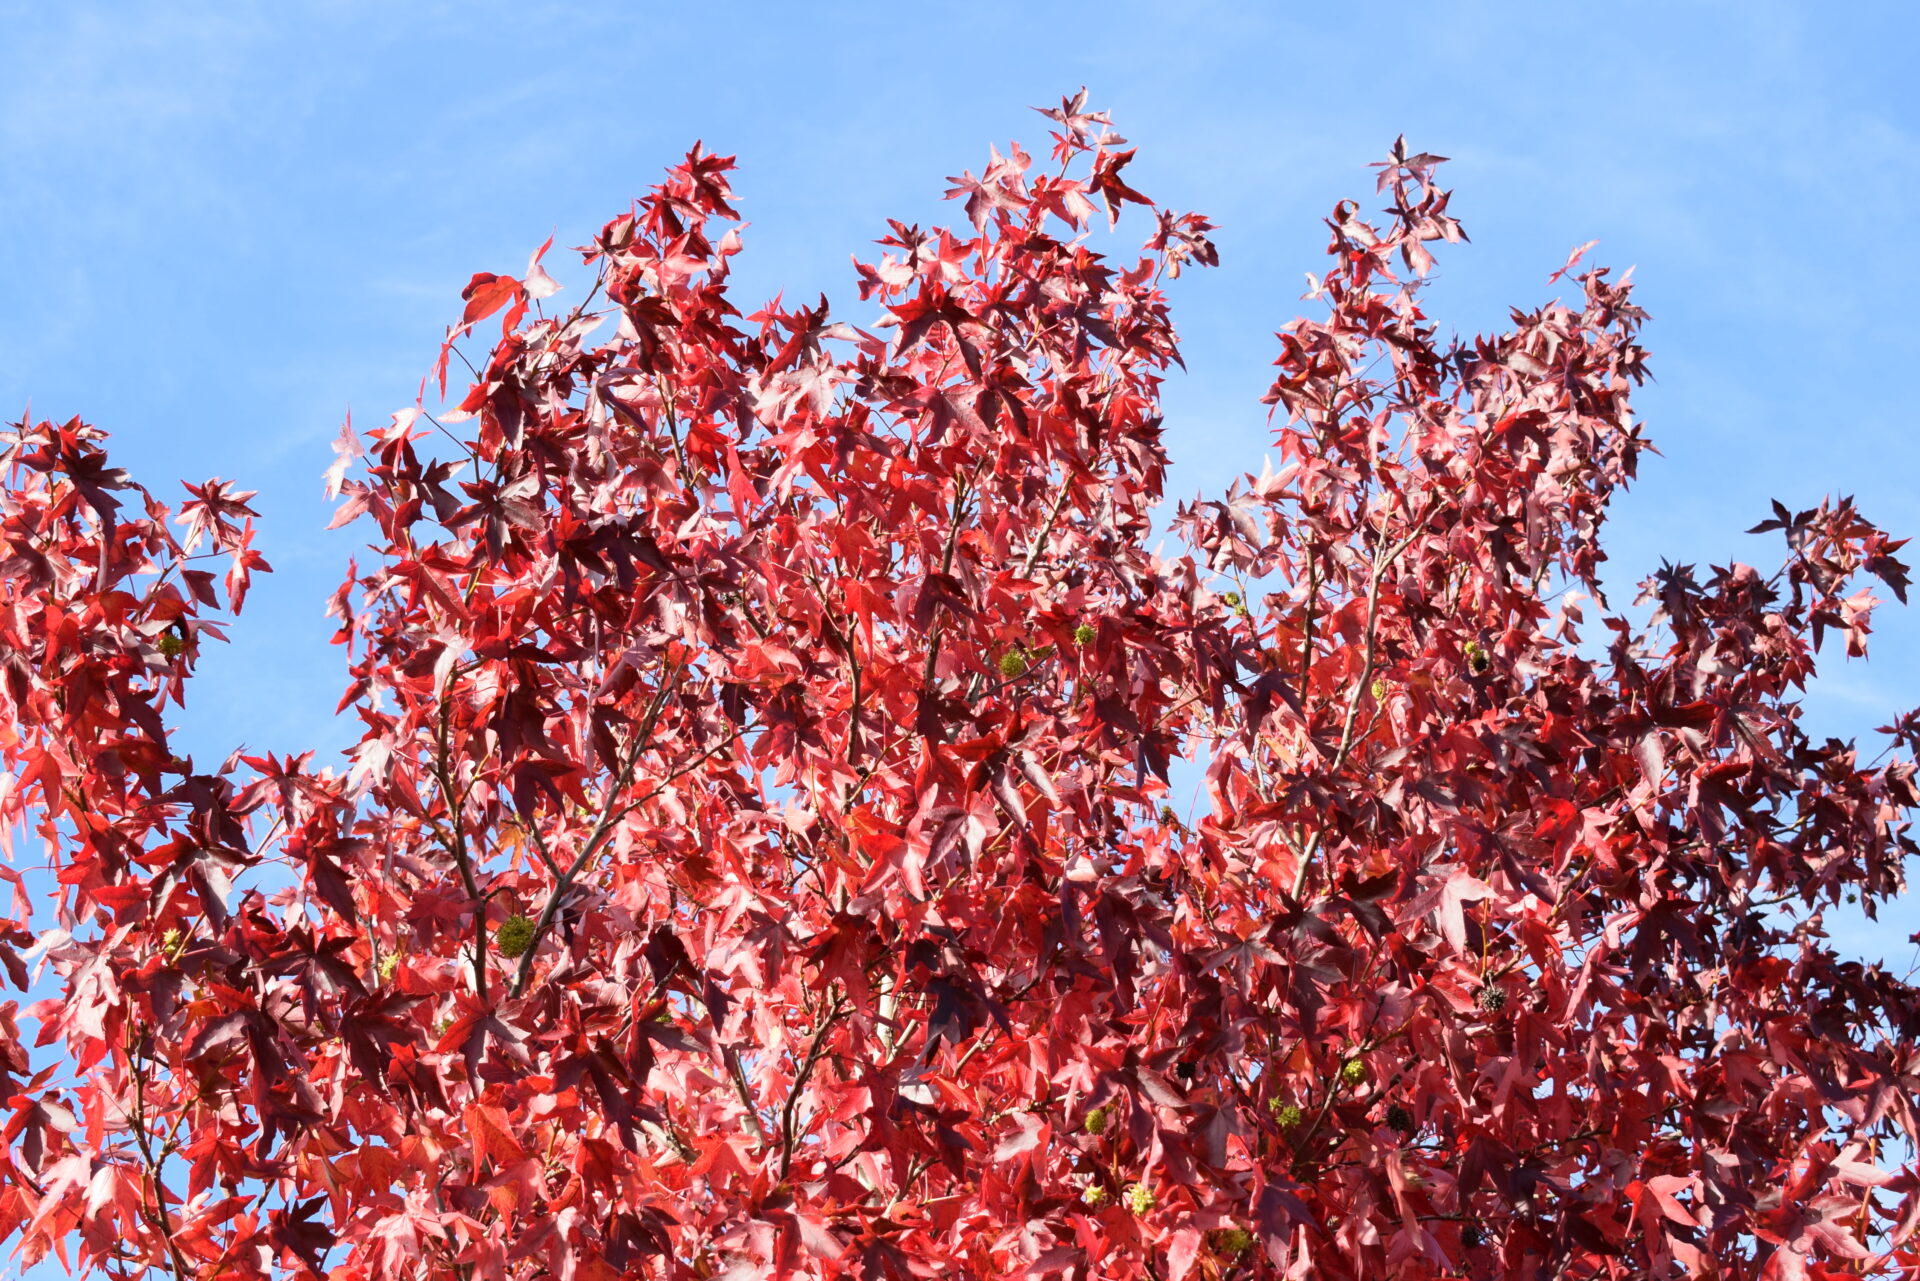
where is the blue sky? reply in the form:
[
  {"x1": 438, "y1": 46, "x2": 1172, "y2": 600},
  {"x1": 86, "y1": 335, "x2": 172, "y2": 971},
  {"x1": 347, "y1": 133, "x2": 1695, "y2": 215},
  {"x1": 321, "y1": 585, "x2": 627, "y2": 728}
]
[{"x1": 2, "y1": 0, "x2": 1918, "y2": 1156}]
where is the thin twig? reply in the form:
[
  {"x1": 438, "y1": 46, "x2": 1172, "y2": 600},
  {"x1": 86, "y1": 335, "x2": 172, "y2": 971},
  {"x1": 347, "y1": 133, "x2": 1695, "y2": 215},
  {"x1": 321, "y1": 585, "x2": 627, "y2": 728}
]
[
  {"x1": 1018, "y1": 481, "x2": 1073, "y2": 578},
  {"x1": 724, "y1": 1045, "x2": 769, "y2": 1142},
  {"x1": 779, "y1": 994, "x2": 848, "y2": 1178},
  {"x1": 1291, "y1": 517, "x2": 1426, "y2": 899},
  {"x1": 126, "y1": 1032, "x2": 193, "y2": 1281},
  {"x1": 508, "y1": 664, "x2": 680, "y2": 996},
  {"x1": 433, "y1": 699, "x2": 490, "y2": 1001}
]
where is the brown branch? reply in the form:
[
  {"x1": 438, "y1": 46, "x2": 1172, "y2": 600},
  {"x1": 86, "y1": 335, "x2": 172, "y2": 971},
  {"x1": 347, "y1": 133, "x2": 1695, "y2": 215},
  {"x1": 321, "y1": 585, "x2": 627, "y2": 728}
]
[
  {"x1": 724, "y1": 1044, "x2": 769, "y2": 1142},
  {"x1": 779, "y1": 994, "x2": 848, "y2": 1178},
  {"x1": 1018, "y1": 480, "x2": 1073, "y2": 578},
  {"x1": 126, "y1": 1032, "x2": 193, "y2": 1281},
  {"x1": 920, "y1": 462, "x2": 986, "y2": 695},
  {"x1": 506, "y1": 698, "x2": 743, "y2": 996},
  {"x1": 1298, "y1": 555, "x2": 1319, "y2": 694},
  {"x1": 520, "y1": 817, "x2": 564, "y2": 878},
  {"x1": 1291, "y1": 518, "x2": 1426, "y2": 900},
  {"x1": 508, "y1": 664, "x2": 680, "y2": 997},
  {"x1": 433, "y1": 699, "x2": 490, "y2": 1001}
]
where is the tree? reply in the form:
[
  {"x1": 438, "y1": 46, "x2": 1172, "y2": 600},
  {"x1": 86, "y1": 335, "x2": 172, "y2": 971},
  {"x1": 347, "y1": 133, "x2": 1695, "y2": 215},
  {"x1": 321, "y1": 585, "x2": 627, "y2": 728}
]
[{"x1": 0, "y1": 89, "x2": 1916, "y2": 1281}]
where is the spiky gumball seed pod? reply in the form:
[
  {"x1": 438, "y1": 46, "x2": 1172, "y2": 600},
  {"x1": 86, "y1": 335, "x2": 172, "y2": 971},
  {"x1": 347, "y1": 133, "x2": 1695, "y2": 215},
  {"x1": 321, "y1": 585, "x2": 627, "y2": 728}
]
[
  {"x1": 1207, "y1": 1227, "x2": 1256, "y2": 1259},
  {"x1": 1385, "y1": 1103, "x2": 1414, "y2": 1133},
  {"x1": 495, "y1": 914, "x2": 537, "y2": 959},
  {"x1": 1477, "y1": 983, "x2": 1507, "y2": 1012}
]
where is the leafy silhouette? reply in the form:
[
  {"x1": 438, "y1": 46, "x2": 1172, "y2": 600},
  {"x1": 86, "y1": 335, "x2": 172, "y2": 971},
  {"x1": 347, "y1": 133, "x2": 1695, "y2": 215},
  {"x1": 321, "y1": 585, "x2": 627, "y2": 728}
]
[{"x1": 0, "y1": 93, "x2": 1916, "y2": 1280}]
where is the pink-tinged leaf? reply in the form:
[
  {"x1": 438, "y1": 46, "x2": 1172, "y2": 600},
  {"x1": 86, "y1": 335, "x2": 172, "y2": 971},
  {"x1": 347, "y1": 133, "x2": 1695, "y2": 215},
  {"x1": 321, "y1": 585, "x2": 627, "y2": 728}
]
[
  {"x1": 1645, "y1": 1175, "x2": 1698, "y2": 1226},
  {"x1": 323, "y1": 412, "x2": 363, "y2": 500},
  {"x1": 1406, "y1": 865, "x2": 1492, "y2": 952},
  {"x1": 792, "y1": 1210, "x2": 844, "y2": 1260},
  {"x1": 1550, "y1": 238, "x2": 1600, "y2": 283},
  {"x1": 1168, "y1": 1227, "x2": 1203, "y2": 1280},
  {"x1": 523, "y1": 234, "x2": 561, "y2": 299},
  {"x1": 992, "y1": 1112, "x2": 1046, "y2": 1161}
]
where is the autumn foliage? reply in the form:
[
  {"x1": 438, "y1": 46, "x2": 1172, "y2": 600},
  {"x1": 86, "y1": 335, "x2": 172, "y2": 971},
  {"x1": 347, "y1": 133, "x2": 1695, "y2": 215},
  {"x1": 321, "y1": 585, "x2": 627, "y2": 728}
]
[{"x1": 3, "y1": 91, "x2": 1920, "y2": 1280}]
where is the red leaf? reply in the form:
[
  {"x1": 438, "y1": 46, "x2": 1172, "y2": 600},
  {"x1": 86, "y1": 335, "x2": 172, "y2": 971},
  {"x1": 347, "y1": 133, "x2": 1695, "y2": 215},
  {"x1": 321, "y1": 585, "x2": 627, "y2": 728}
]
[{"x1": 460, "y1": 272, "x2": 523, "y2": 327}]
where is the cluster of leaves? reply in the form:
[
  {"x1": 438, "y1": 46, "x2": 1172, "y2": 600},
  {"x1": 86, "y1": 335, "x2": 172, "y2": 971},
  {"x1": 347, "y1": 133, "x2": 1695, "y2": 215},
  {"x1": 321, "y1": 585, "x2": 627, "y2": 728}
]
[{"x1": 0, "y1": 91, "x2": 1917, "y2": 1280}]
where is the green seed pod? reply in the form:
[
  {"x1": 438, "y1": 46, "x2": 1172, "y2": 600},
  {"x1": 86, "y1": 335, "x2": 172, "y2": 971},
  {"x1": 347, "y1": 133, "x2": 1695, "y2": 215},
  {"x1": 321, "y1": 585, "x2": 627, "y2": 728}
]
[
  {"x1": 495, "y1": 914, "x2": 537, "y2": 959},
  {"x1": 1073, "y1": 623, "x2": 1097, "y2": 647},
  {"x1": 378, "y1": 952, "x2": 401, "y2": 983},
  {"x1": 1208, "y1": 1227, "x2": 1256, "y2": 1259},
  {"x1": 1083, "y1": 1103, "x2": 1111, "y2": 1136},
  {"x1": 997, "y1": 649, "x2": 1029, "y2": 678},
  {"x1": 1124, "y1": 1183, "x2": 1156, "y2": 1215},
  {"x1": 1464, "y1": 639, "x2": 1491, "y2": 675},
  {"x1": 157, "y1": 633, "x2": 184, "y2": 658},
  {"x1": 1341, "y1": 1059, "x2": 1367, "y2": 1086},
  {"x1": 1081, "y1": 1184, "x2": 1109, "y2": 1208},
  {"x1": 1223, "y1": 590, "x2": 1241, "y2": 607},
  {"x1": 1271, "y1": 1101, "x2": 1303, "y2": 1130},
  {"x1": 1370, "y1": 676, "x2": 1387, "y2": 701}
]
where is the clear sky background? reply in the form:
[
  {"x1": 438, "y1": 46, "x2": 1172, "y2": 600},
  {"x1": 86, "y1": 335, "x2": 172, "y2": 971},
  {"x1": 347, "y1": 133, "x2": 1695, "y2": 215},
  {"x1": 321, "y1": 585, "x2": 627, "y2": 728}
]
[{"x1": 0, "y1": 3, "x2": 1917, "y2": 1248}]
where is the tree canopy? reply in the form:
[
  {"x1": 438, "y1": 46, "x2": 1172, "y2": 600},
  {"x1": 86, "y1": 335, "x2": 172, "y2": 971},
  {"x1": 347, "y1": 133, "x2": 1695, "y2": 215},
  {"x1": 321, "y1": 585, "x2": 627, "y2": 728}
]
[{"x1": 1, "y1": 91, "x2": 1917, "y2": 1281}]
